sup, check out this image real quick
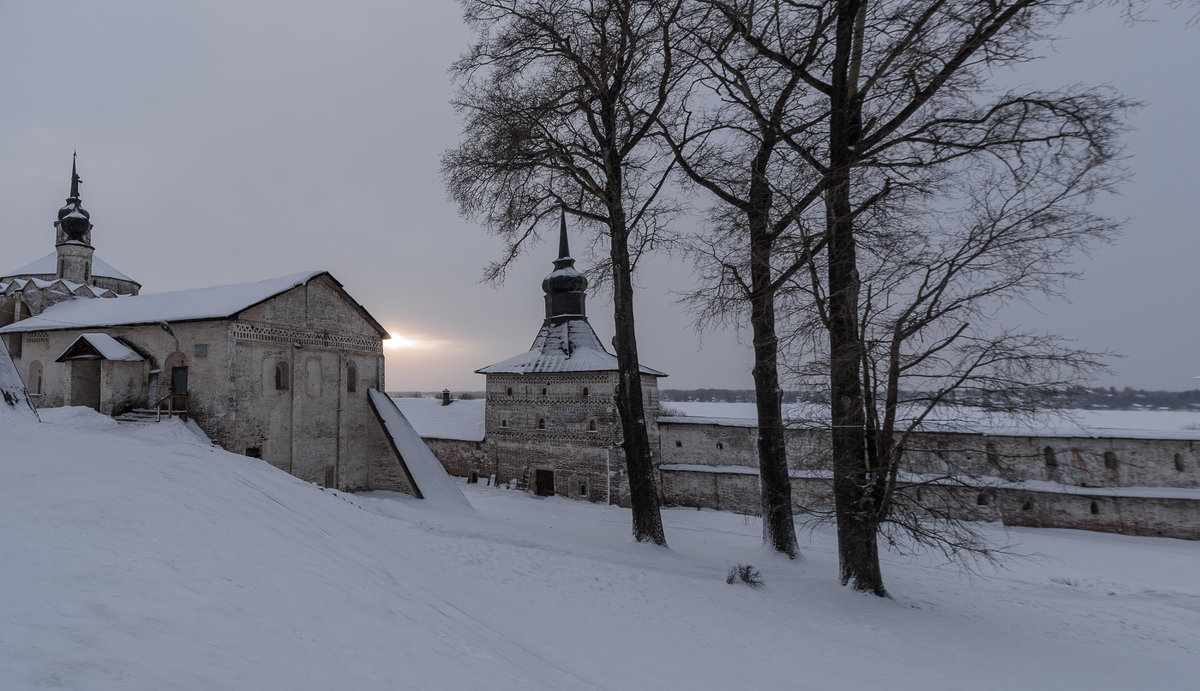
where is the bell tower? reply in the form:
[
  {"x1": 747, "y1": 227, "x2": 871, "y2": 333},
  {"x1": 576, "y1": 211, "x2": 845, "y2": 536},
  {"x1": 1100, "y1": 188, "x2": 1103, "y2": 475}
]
[{"x1": 54, "y1": 153, "x2": 95, "y2": 284}]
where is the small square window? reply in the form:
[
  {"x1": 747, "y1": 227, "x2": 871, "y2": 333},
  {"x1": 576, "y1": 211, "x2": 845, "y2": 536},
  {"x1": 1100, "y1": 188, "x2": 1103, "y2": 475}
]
[
  {"x1": 194, "y1": 344, "x2": 208, "y2": 358},
  {"x1": 675, "y1": 440, "x2": 682, "y2": 448}
]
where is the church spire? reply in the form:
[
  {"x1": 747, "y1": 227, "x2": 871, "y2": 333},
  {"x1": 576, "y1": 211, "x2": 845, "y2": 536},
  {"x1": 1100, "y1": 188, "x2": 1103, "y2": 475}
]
[
  {"x1": 57, "y1": 153, "x2": 92, "y2": 242},
  {"x1": 542, "y1": 209, "x2": 588, "y2": 321},
  {"x1": 557, "y1": 207, "x2": 571, "y2": 261},
  {"x1": 69, "y1": 151, "x2": 82, "y2": 200},
  {"x1": 54, "y1": 153, "x2": 95, "y2": 284}
]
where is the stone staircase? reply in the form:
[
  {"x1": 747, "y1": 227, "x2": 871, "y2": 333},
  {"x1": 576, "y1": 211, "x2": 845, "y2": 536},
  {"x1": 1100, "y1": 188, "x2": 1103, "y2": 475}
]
[{"x1": 114, "y1": 408, "x2": 164, "y2": 424}]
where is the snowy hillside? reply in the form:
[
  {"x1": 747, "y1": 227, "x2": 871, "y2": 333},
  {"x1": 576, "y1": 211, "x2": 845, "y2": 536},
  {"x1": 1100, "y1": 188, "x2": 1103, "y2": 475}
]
[{"x1": 3, "y1": 408, "x2": 1199, "y2": 690}]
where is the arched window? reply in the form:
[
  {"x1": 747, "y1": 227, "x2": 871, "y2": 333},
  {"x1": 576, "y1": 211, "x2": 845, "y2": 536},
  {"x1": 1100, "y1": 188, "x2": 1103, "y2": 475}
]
[
  {"x1": 346, "y1": 361, "x2": 357, "y2": 393},
  {"x1": 1103, "y1": 451, "x2": 1119, "y2": 471},
  {"x1": 27, "y1": 361, "x2": 43, "y2": 395},
  {"x1": 499, "y1": 419, "x2": 508, "y2": 428},
  {"x1": 275, "y1": 361, "x2": 289, "y2": 391},
  {"x1": 976, "y1": 493, "x2": 989, "y2": 506},
  {"x1": 717, "y1": 442, "x2": 724, "y2": 450},
  {"x1": 541, "y1": 387, "x2": 548, "y2": 396},
  {"x1": 1090, "y1": 500, "x2": 1100, "y2": 515},
  {"x1": 582, "y1": 387, "x2": 589, "y2": 397},
  {"x1": 537, "y1": 418, "x2": 546, "y2": 430},
  {"x1": 587, "y1": 419, "x2": 597, "y2": 432},
  {"x1": 506, "y1": 387, "x2": 513, "y2": 396},
  {"x1": 1175, "y1": 453, "x2": 1186, "y2": 472},
  {"x1": 1043, "y1": 446, "x2": 1058, "y2": 469},
  {"x1": 1021, "y1": 499, "x2": 1034, "y2": 511}
]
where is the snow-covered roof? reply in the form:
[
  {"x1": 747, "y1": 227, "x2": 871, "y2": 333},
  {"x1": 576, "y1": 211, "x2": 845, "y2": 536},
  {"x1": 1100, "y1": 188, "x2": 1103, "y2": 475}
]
[
  {"x1": 660, "y1": 401, "x2": 1200, "y2": 441},
  {"x1": 477, "y1": 318, "x2": 665, "y2": 376},
  {"x1": 56, "y1": 333, "x2": 144, "y2": 362},
  {"x1": 4, "y1": 251, "x2": 139, "y2": 285},
  {"x1": 0, "y1": 271, "x2": 380, "y2": 335},
  {"x1": 391, "y1": 396, "x2": 486, "y2": 442}
]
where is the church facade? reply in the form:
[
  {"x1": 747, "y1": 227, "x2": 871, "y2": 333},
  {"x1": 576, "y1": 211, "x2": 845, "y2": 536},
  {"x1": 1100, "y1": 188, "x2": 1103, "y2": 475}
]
[{"x1": 0, "y1": 159, "x2": 417, "y2": 494}]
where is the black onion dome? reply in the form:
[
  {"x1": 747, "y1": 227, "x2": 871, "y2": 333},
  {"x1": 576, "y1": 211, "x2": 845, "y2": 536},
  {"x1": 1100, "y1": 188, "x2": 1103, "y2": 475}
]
[
  {"x1": 542, "y1": 260, "x2": 588, "y2": 295},
  {"x1": 58, "y1": 154, "x2": 91, "y2": 240}
]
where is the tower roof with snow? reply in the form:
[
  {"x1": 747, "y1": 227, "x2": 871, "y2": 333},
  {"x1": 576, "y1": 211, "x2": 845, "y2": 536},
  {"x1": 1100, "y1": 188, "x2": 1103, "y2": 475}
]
[{"x1": 477, "y1": 213, "x2": 665, "y2": 377}]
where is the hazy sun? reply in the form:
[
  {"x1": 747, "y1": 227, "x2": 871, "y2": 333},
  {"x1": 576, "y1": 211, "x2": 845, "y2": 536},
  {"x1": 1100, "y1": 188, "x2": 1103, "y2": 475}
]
[{"x1": 384, "y1": 332, "x2": 423, "y2": 349}]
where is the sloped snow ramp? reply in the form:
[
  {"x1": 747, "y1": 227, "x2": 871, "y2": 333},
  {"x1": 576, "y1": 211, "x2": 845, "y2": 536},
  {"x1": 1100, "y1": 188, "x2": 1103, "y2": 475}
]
[
  {"x1": 368, "y1": 389, "x2": 474, "y2": 512},
  {"x1": 0, "y1": 338, "x2": 38, "y2": 423}
]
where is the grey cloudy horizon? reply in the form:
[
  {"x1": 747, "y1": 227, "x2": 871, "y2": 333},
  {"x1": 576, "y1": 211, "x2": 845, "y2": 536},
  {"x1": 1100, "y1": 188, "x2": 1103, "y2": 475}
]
[{"x1": 1, "y1": 1, "x2": 1196, "y2": 392}]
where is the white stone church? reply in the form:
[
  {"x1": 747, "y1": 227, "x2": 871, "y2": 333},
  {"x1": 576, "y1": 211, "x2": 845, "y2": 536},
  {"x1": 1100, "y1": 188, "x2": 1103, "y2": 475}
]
[{"x1": 1, "y1": 158, "x2": 427, "y2": 495}]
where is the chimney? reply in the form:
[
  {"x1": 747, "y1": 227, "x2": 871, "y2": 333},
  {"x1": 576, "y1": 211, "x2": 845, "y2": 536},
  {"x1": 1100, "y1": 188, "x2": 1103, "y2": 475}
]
[{"x1": 441, "y1": 389, "x2": 452, "y2": 406}]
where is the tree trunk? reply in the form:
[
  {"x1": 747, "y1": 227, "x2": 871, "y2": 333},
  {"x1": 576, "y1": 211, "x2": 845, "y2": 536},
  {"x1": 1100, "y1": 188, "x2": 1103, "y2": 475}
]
[
  {"x1": 605, "y1": 130, "x2": 667, "y2": 546},
  {"x1": 828, "y1": 0, "x2": 885, "y2": 596},
  {"x1": 747, "y1": 161, "x2": 799, "y2": 558}
]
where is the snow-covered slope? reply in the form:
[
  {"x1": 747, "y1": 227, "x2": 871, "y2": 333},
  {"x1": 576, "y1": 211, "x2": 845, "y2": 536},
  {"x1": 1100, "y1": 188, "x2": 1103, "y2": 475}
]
[
  {"x1": 0, "y1": 337, "x2": 37, "y2": 422},
  {"x1": 3, "y1": 407, "x2": 1198, "y2": 690},
  {"x1": 368, "y1": 388, "x2": 473, "y2": 510}
]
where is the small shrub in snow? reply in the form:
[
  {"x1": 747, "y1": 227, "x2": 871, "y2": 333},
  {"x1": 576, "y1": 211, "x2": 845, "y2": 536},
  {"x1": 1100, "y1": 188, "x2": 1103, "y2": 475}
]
[{"x1": 726, "y1": 564, "x2": 763, "y2": 587}]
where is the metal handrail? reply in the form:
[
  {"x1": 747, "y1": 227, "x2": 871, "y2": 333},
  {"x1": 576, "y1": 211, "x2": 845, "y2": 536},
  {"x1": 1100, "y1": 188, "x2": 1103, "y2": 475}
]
[{"x1": 156, "y1": 392, "x2": 190, "y2": 422}]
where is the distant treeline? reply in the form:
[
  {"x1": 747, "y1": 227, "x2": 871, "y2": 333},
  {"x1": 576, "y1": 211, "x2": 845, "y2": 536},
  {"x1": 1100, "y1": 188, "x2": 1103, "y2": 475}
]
[{"x1": 661, "y1": 387, "x2": 1200, "y2": 410}]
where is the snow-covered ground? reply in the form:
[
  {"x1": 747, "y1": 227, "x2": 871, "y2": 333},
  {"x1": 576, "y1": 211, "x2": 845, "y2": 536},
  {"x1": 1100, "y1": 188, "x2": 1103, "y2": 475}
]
[{"x1": 3, "y1": 408, "x2": 1199, "y2": 690}]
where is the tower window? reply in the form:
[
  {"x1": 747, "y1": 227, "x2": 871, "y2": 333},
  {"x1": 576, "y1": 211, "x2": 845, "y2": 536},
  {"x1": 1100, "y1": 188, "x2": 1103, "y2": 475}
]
[
  {"x1": 541, "y1": 387, "x2": 548, "y2": 396},
  {"x1": 499, "y1": 419, "x2": 508, "y2": 428},
  {"x1": 1175, "y1": 453, "x2": 1186, "y2": 472},
  {"x1": 582, "y1": 387, "x2": 589, "y2": 397},
  {"x1": 275, "y1": 361, "x2": 289, "y2": 391},
  {"x1": 506, "y1": 387, "x2": 513, "y2": 396},
  {"x1": 346, "y1": 361, "x2": 357, "y2": 392},
  {"x1": 675, "y1": 440, "x2": 682, "y2": 448},
  {"x1": 587, "y1": 419, "x2": 597, "y2": 432},
  {"x1": 1043, "y1": 446, "x2": 1058, "y2": 469},
  {"x1": 1103, "y1": 451, "x2": 1119, "y2": 471},
  {"x1": 537, "y1": 418, "x2": 546, "y2": 430},
  {"x1": 717, "y1": 442, "x2": 724, "y2": 450}
]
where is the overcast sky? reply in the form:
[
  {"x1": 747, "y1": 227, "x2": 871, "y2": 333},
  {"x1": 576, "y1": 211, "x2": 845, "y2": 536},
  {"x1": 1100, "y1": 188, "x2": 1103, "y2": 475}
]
[{"x1": 1, "y1": 2, "x2": 1196, "y2": 392}]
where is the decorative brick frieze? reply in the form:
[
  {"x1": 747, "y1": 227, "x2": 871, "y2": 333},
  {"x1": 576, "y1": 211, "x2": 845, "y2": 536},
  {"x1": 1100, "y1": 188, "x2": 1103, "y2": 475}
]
[{"x1": 231, "y1": 321, "x2": 382, "y2": 355}]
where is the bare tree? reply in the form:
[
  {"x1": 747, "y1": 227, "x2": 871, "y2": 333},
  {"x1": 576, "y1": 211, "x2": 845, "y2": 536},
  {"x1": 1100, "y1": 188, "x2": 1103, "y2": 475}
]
[
  {"x1": 657, "y1": 6, "x2": 836, "y2": 558},
  {"x1": 444, "y1": 0, "x2": 686, "y2": 545},
  {"x1": 710, "y1": 0, "x2": 1133, "y2": 594}
]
